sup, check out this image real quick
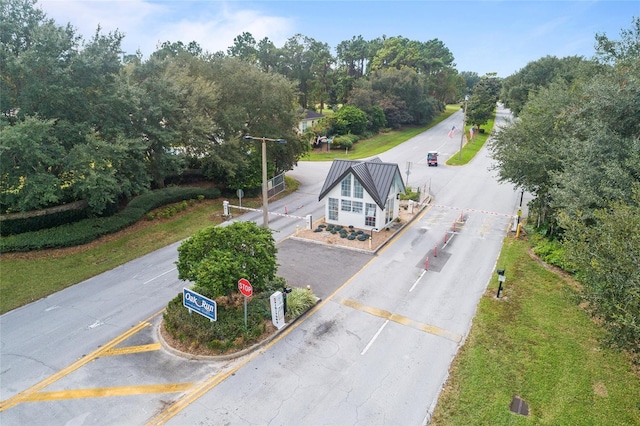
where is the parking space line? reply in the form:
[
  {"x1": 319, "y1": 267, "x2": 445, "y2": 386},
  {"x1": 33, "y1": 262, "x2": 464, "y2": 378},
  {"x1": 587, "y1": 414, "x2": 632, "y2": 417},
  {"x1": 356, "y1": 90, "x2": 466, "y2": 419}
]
[
  {"x1": 22, "y1": 383, "x2": 194, "y2": 402},
  {"x1": 338, "y1": 298, "x2": 462, "y2": 343}
]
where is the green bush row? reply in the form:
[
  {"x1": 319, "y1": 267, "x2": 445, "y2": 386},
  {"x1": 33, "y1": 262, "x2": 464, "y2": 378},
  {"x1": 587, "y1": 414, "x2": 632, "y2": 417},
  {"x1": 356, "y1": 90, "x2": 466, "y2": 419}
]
[
  {"x1": 530, "y1": 232, "x2": 577, "y2": 273},
  {"x1": 147, "y1": 199, "x2": 198, "y2": 221},
  {"x1": 331, "y1": 133, "x2": 360, "y2": 149},
  {"x1": 0, "y1": 203, "x2": 90, "y2": 236},
  {"x1": 0, "y1": 187, "x2": 220, "y2": 253}
]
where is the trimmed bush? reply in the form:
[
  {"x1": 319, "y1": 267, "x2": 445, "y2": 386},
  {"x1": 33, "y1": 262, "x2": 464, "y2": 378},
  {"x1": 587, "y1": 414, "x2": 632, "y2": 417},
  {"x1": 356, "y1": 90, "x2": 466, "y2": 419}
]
[
  {"x1": 0, "y1": 201, "x2": 90, "y2": 236},
  {"x1": 0, "y1": 187, "x2": 220, "y2": 253}
]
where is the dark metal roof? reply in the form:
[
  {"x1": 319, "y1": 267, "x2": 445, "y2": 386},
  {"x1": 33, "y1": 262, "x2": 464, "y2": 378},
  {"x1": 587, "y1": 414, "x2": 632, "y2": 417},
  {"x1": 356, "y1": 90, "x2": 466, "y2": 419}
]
[
  {"x1": 300, "y1": 109, "x2": 325, "y2": 120},
  {"x1": 318, "y1": 157, "x2": 405, "y2": 209}
]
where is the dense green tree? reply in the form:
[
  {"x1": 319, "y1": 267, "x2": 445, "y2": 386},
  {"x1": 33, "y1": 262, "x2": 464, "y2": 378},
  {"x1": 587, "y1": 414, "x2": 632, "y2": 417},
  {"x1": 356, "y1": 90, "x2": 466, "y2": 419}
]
[
  {"x1": 126, "y1": 52, "x2": 191, "y2": 188},
  {"x1": 202, "y1": 57, "x2": 305, "y2": 189},
  {"x1": 459, "y1": 71, "x2": 480, "y2": 96},
  {"x1": 465, "y1": 73, "x2": 501, "y2": 130},
  {"x1": 277, "y1": 34, "x2": 332, "y2": 109},
  {"x1": 307, "y1": 39, "x2": 335, "y2": 111},
  {"x1": 255, "y1": 36, "x2": 280, "y2": 73},
  {"x1": 335, "y1": 35, "x2": 369, "y2": 79},
  {"x1": 227, "y1": 32, "x2": 257, "y2": 63},
  {"x1": 0, "y1": 116, "x2": 63, "y2": 211},
  {"x1": 369, "y1": 67, "x2": 439, "y2": 126},
  {"x1": 330, "y1": 105, "x2": 368, "y2": 135},
  {"x1": 491, "y1": 18, "x2": 640, "y2": 358},
  {"x1": 490, "y1": 80, "x2": 575, "y2": 229},
  {"x1": 175, "y1": 221, "x2": 278, "y2": 300},
  {"x1": 1, "y1": 0, "x2": 149, "y2": 213},
  {"x1": 563, "y1": 191, "x2": 640, "y2": 362},
  {"x1": 551, "y1": 71, "x2": 640, "y2": 225},
  {"x1": 500, "y1": 55, "x2": 596, "y2": 116},
  {"x1": 594, "y1": 16, "x2": 640, "y2": 66},
  {"x1": 157, "y1": 40, "x2": 203, "y2": 58}
]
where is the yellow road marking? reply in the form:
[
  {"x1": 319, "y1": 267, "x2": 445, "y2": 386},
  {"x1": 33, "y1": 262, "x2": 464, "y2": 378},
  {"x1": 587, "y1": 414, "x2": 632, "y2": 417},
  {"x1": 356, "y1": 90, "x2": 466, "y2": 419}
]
[
  {"x1": 339, "y1": 298, "x2": 462, "y2": 343},
  {"x1": 101, "y1": 343, "x2": 161, "y2": 357},
  {"x1": 22, "y1": 383, "x2": 194, "y2": 402},
  {"x1": 0, "y1": 310, "x2": 162, "y2": 412}
]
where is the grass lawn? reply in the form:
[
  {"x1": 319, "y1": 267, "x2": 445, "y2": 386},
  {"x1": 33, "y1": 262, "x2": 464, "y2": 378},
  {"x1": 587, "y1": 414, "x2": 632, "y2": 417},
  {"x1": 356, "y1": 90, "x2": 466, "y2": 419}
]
[
  {"x1": 303, "y1": 104, "x2": 460, "y2": 161},
  {"x1": 430, "y1": 237, "x2": 640, "y2": 425}
]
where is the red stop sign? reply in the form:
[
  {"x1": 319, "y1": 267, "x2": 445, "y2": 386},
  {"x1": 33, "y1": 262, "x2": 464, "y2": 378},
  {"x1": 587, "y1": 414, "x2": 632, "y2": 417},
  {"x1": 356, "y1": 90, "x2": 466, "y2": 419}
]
[{"x1": 238, "y1": 278, "x2": 253, "y2": 297}]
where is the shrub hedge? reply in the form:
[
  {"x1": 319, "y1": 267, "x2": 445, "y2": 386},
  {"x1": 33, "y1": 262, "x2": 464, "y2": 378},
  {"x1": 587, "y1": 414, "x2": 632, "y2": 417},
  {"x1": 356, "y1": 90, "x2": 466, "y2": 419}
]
[
  {"x1": 0, "y1": 201, "x2": 90, "y2": 236},
  {"x1": 0, "y1": 187, "x2": 220, "y2": 253}
]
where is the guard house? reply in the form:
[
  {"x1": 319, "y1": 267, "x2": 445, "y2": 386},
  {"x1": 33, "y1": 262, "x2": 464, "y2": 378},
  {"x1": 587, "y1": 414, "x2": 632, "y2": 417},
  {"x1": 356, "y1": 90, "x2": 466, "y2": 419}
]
[{"x1": 318, "y1": 158, "x2": 406, "y2": 230}]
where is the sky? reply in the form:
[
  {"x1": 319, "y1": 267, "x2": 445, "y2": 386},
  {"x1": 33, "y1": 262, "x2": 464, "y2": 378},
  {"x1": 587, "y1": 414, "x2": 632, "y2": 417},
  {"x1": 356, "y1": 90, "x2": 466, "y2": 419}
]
[{"x1": 37, "y1": 0, "x2": 639, "y2": 78}]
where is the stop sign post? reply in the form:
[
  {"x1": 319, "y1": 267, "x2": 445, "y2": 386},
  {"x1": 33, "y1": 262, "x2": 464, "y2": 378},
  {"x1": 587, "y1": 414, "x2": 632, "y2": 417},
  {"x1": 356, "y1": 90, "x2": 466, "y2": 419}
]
[
  {"x1": 238, "y1": 278, "x2": 252, "y2": 327},
  {"x1": 238, "y1": 278, "x2": 253, "y2": 297}
]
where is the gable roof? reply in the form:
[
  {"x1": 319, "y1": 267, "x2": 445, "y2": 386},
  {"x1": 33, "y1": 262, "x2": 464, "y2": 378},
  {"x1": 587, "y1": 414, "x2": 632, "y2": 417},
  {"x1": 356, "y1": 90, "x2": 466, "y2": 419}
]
[
  {"x1": 318, "y1": 157, "x2": 405, "y2": 209},
  {"x1": 299, "y1": 109, "x2": 325, "y2": 121}
]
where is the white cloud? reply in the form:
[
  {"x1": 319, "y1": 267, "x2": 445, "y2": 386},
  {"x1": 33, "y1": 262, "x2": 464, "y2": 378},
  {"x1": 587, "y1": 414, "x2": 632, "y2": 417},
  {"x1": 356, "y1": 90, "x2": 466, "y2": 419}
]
[{"x1": 38, "y1": 0, "x2": 294, "y2": 57}]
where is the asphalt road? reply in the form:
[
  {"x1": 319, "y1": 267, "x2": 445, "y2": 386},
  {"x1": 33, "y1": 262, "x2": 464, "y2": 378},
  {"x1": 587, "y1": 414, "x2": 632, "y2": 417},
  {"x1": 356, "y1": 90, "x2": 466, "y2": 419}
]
[{"x1": 0, "y1": 105, "x2": 526, "y2": 425}]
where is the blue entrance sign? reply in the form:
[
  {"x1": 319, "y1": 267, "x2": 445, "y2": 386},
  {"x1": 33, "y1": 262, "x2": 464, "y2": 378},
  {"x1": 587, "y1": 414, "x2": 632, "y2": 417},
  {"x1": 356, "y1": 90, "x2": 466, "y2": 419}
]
[{"x1": 183, "y1": 288, "x2": 217, "y2": 322}]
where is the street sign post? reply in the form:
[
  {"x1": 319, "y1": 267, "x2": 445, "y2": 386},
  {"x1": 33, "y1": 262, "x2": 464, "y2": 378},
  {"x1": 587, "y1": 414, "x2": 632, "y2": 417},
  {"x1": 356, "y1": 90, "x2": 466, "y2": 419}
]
[{"x1": 238, "y1": 278, "x2": 253, "y2": 327}]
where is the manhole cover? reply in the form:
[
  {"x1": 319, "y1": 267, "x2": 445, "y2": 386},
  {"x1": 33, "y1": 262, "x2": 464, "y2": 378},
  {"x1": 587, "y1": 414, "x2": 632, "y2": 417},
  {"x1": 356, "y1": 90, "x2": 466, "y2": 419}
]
[{"x1": 509, "y1": 395, "x2": 529, "y2": 416}]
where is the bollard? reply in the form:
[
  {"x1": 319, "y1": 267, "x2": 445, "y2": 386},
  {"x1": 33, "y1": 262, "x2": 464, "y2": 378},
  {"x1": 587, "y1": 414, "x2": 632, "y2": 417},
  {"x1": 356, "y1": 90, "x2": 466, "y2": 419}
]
[
  {"x1": 434, "y1": 245, "x2": 438, "y2": 257},
  {"x1": 424, "y1": 256, "x2": 429, "y2": 271},
  {"x1": 453, "y1": 221, "x2": 456, "y2": 232},
  {"x1": 496, "y1": 269, "x2": 506, "y2": 298},
  {"x1": 444, "y1": 232, "x2": 448, "y2": 244}
]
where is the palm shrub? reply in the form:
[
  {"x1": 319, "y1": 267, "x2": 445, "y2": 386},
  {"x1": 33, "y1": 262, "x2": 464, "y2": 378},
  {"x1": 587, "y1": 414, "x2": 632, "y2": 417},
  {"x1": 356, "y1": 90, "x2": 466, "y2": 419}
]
[{"x1": 286, "y1": 287, "x2": 318, "y2": 318}]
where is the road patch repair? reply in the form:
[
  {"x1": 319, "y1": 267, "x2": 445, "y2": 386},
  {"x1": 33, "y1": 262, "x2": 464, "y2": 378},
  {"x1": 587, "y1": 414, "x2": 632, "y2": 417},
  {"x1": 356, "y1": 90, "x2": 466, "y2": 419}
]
[{"x1": 421, "y1": 212, "x2": 467, "y2": 272}]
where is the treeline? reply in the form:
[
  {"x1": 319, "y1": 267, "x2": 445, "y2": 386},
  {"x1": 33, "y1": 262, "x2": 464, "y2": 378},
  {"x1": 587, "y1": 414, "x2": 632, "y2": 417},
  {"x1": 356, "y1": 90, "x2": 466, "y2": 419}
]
[
  {"x1": 493, "y1": 18, "x2": 640, "y2": 362},
  {"x1": 1, "y1": 0, "x2": 478, "y2": 218}
]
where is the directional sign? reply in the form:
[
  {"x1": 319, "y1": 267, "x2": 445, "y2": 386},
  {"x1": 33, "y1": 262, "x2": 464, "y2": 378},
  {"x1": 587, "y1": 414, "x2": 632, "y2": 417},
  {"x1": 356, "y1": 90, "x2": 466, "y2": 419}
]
[
  {"x1": 238, "y1": 278, "x2": 253, "y2": 297},
  {"x1": 270, "y1": 291, "x2": 285, "y2": 329},
  {"x1": 183, "y1": 288, "x2": 217, "y2": 322}
]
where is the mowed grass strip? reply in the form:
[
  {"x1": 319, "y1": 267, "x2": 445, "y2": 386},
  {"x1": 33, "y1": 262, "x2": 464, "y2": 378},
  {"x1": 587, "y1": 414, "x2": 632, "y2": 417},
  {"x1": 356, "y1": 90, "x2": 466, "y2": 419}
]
[
  {"x1": 430, "y1": 238, "x2": 640, "y2": 425},
  {"x1": 446, "y1": 116, "x2": 495, "y2": 166}
]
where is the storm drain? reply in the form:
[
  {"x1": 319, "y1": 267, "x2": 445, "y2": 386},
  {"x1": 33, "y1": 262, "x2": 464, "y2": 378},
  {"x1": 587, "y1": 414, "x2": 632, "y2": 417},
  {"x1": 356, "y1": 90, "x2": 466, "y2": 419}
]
[{"x1": 509, "y1": 395, "x2": 529, "y2": 416}]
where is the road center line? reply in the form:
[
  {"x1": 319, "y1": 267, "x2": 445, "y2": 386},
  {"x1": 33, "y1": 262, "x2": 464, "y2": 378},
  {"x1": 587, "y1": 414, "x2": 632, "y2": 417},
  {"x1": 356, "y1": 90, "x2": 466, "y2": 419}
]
[
  {"x1": 144, "y1": 268, "x2": 177, "y2": 284},
  {"x1": 361, "y1": 320, "x2": 389, "y2": 355},
  {"x1": 409, "y1": 270, "x2": 427, "y2": 292}
]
